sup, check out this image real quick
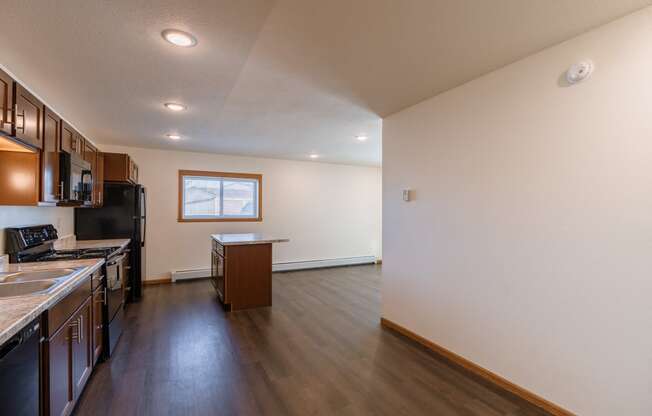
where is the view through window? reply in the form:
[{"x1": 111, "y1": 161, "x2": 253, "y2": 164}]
[{"x1": 178, "y1": 170, "x2": 262, "y2": 221}]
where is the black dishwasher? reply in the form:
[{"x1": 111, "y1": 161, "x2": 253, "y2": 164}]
[{"x1": 0, "y1": 318, "x2": 40, "y2": 416}]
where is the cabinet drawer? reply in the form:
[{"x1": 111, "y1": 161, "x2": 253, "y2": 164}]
[{"x1": 46, "y1": 275, "x2": 92, "y2": 337}]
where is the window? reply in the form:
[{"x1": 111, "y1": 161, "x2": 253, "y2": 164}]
[{"x1": 178, "y1": 170, "x2": 262, "y2": 222}]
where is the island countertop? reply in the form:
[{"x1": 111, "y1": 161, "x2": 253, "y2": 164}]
[
  {"x1": 211, "y1": 233, "x2": 289, "y2": 246},
  {"x1": 0, "y1": 259, "x2": 104, "y2": 345}
]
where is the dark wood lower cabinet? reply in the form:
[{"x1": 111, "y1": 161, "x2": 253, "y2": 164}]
[
  {"x1": 72, "y1": 299, "x2": 92, "y2": 399},
  {"x1": 210, "y1": 241, "x2": 272, "y2": 310},
  {"x1": 44, "y1": 290, "x2": 93, "y2": 416},
  {"x1": 47, "y1": 319, "x2": 74, "y2": 416},
  {"x1": 91, "y1": 287, "x2": 104, "y2": 364}
]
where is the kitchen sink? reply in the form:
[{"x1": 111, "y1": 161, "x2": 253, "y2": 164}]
[
  {"x1": 0, "y1": 280, "x2": 60, "y2": 298},
  {"x1": 0, "y1": 268, "x2": 79, "y2": 283}
]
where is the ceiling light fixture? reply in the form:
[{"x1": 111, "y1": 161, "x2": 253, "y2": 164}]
[
  {"x1": 356, "y1": 135, "x2": 369, "y2": 142},
  {"x1": 309, "y1": 153, "x2": 319, "y2": 159},
  {"x1": 167, "y1": 134, "x2": 181, "y2": 140},
  {"x1": 161, "y1": 29, "x2": 198, "y2": 47},
  {"x1": 164, "y1": 102, "x2": 186, "y2": 112}
]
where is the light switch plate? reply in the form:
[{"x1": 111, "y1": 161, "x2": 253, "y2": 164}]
[{"x1": 403, "y1": 189, "x2": 412, "y2": 202}]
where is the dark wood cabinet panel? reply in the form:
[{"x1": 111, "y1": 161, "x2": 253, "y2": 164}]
[
  {"x1": 14, "y1": 83, "x2": 43, "y2": 149},
  {"x1": 60, "y1": 121, "x2": 74, "y2": 154},
  {"x1": 92, "y1": 288, "x2": 104, "y2": 364},
  {"x1": 73, "y1": 132, "x2": 84, "y2": 157},
  {"x1": 104, "y1": 152, "x2": 138, "y2": 183},
  {"x1": 94, "y1": 152, "x2": 104, "y2": 206},
  {"x1": 0, "y1": 151, "x2": 39, "y2": 205},
  {"x1": 211, "y1": 242, "x2": 272, "y2": 310},
  {"x1": 42, "y1": 107, "x2": 62, "y2": 202},
  {"x1": 72, "y1": 298, "x2": 93, "y2": 398},
  {"x1": 0, "y1": 68, "x2": 14, "y2": 136},
  {"x1": 48, "y1": 317, "x2": 74, "y2": 416}
]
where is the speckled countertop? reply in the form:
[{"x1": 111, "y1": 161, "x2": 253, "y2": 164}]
[
  {"x1": 0, "y1": 259, "x2": 104, "y2": 345},
  {"x1": 55, "y1": 238, "x2": 131, "y2": 251},
  {"x1": 211, "y1": 233, "x2": 289, "y2": 246}
]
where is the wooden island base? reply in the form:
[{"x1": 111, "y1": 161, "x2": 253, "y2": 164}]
[{"x1": 210, "y1": 234, "x2": 289, "y2": 311}]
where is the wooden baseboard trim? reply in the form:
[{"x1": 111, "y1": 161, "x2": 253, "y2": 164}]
[
  {"x1": 143, "y1": 277, "x2": 172, "y2": 285},
  {"x1": 380, "y1": 317, "x2": 575, "y2": 416}
]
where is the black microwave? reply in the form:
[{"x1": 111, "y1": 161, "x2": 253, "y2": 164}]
[{"x1": 59, "y1": 152, "x2": 92, "y2": 205}]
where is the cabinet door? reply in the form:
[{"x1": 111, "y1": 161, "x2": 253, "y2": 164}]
[
  {"x1": 72, "y1": 132, "x2": 84, "y2": 157},
  {"x1": 14, "y1": 84, "x2": 43, "y2": 149},
  {"x1": 60, "y1": 121, "x2": 74, "y2": 154},
  {"x1": 92, "y1": 288, "x2": 104, "y2": 364},
  {"x1": 42, "y1": 107, "x2": 62, "y2": 202},
  {"x1": 94, "y1": 152, "x2": 104, "y2": 206},
  {"x1": 215, "y1": 251, "x2": 225, "y2": 302},
  {"x1": 0, "y1": 68, "x2": 13, "y2": 135},
  {"x1": 72, "y1": 298, "x2": 93, "y2": 399},
  {"x1": 82, "y1": 142, "x2": 97, "y2": 204},
  {"x1": 48, "y1": 318, "x2": 74, "y2": 416}
]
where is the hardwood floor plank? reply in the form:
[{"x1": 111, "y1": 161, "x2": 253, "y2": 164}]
[{"x1": 74, "y1": 265, "x2": 549, "y2": 416}]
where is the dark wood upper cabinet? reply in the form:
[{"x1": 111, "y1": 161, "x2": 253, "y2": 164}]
[
  {"x1": 0, "y1": 68, "x2": 14, "y2": 136},
  {"x1": 73, "y1": 132, "x2": 84, "y2": 157},
  {"x1": 60, "y1": 121, "x2": 74, "y2": 154},
  {"x1": 14, "y1": 83, "x2": 43, "y2": 149},
  {"x1": 42, "y1": 107, "x2": 62, "y2": 203},
  {"x1": 104, "y1": 152, "x2": 139, "y2": 184},
  {"x1": 94, "y1": 152, "x2": 104, "y2": 207}
]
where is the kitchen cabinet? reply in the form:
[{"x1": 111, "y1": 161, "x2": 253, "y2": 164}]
[
  {"x1": 60, "y1": 121, "x2": 83, "y2": 156},
  {"x1": 94, "y1": 152, "x2": 105, "y2": 207},
  {"x1": 104, "y1": 152, "x2": 139, "y2": 183},
  {"x1": 210, "y1": 239, "x2": 272, "y2": 310},
  {"x1": 0, "y1": 68, "x2": 14, "y2": 136},
  {"x1": 72, "y1": 298, "x2": 93, "y2": 398},
  {"x1": 14, "y1": 83, "x2": 43, "y2": 149},
  {"x1": 0, "y1": 151, "x2": 39, "y2": 205},
  {"x1": 43, "y1": 273, "x2": 94, "y2": 416},
  {"x1": 83, "y1": 141, "x2": 99, "y2": 206},
  {"x1": 92, "y1": 286, "x2": 104, "y2": 363},
  {"x1": 41, "y1": 107, "x2": 62, "y2": 203},
  {"x1": 48, "y1": 318, "x2": 74, "y2": 416}
]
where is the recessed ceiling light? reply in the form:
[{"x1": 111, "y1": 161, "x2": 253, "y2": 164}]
[
  {"x1": 167, "y1": 134, "x2": 181, "y2": 140},
  {"x1": 356, "y1": 134, "x2": 369, "y2": 142},
  {"x1": 164, "y1": 102, "x2": 186, "y2": 112},
  {"x1": 309, "y1": 153, "x2": 319, "y2": 159},
  {"x1": 161, "y1": 29, "x2": 198, "y2": 47}
]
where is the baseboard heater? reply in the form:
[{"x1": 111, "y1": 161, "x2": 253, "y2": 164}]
[{"x1": 170, "y1": 256, "x2": 378, "y2": 282}]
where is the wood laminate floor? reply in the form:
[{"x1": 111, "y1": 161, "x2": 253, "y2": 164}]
[{"x1": 74, "y1": 265, "x2": 548, "y2": 416}]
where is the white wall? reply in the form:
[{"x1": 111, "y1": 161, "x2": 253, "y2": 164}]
[
  {"x1": 0, "y1": 207, "x2": 73, "y2": 255},
  {"x1": 383, "y1": 7, "x2": 652, "y2": 416},
  {"x1": 99, "y1": 145, "x2": 382, "y2": 280}
]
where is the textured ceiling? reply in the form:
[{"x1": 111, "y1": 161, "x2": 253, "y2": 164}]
[{"x1": 1, "y1": 0, "x2": 650, "y2": 166}]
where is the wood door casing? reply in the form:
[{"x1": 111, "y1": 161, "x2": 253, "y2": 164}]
[
  {"x1": 42, "y1": 107, "x2": 61, "y2": 202},
  {"x1": 14, "y1": 83, "x2": 43, "y2": 149},
  {"x1": 0, "y1": 68, "x2": 14, "y2": 135}
]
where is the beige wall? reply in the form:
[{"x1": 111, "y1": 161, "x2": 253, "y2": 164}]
[
  {"x1": 383, "y1": 7, "x2": 652, "y2": 416},
  {"x1": 99, "y1": 145, "x2": 382, "y2": 280},
  {"x1": 0, "y1": 207, "x2": 73, "y2": 255}
]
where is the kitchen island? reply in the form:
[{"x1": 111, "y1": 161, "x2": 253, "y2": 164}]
[{"x1": 211, "y1": 233, "x2": 289, "y2": 310}]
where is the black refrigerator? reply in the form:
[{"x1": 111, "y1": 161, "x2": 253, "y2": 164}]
[{"x1": 75, "y1": 183, "x2": 146, "y2": 301}]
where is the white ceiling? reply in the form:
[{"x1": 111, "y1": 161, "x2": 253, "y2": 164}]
[{"x1": 1, "y1": 0, "x2": 650, "y2": 166}]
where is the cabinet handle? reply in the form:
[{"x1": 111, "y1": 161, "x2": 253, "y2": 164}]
[
  {"x1": 78, "y1": 315, "x2": 83, "y2": 343},
  {"x1": 15, "y1": 104, "x2": 24, "y2": 132},
  {"x1": 69, "y1": 320, "x2": 79, "y2": 341}
]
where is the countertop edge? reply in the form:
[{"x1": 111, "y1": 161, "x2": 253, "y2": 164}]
[
  {"x1": 0, "y1": 259, "x2": 105, "y2": 345},
  {"x1": 210, "y1": 234, "x2": 290, "y2": 246}
]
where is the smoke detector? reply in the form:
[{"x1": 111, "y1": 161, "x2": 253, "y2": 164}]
[{"x1": 566, "y1": 61, "x2": 594, "y2": 85}]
